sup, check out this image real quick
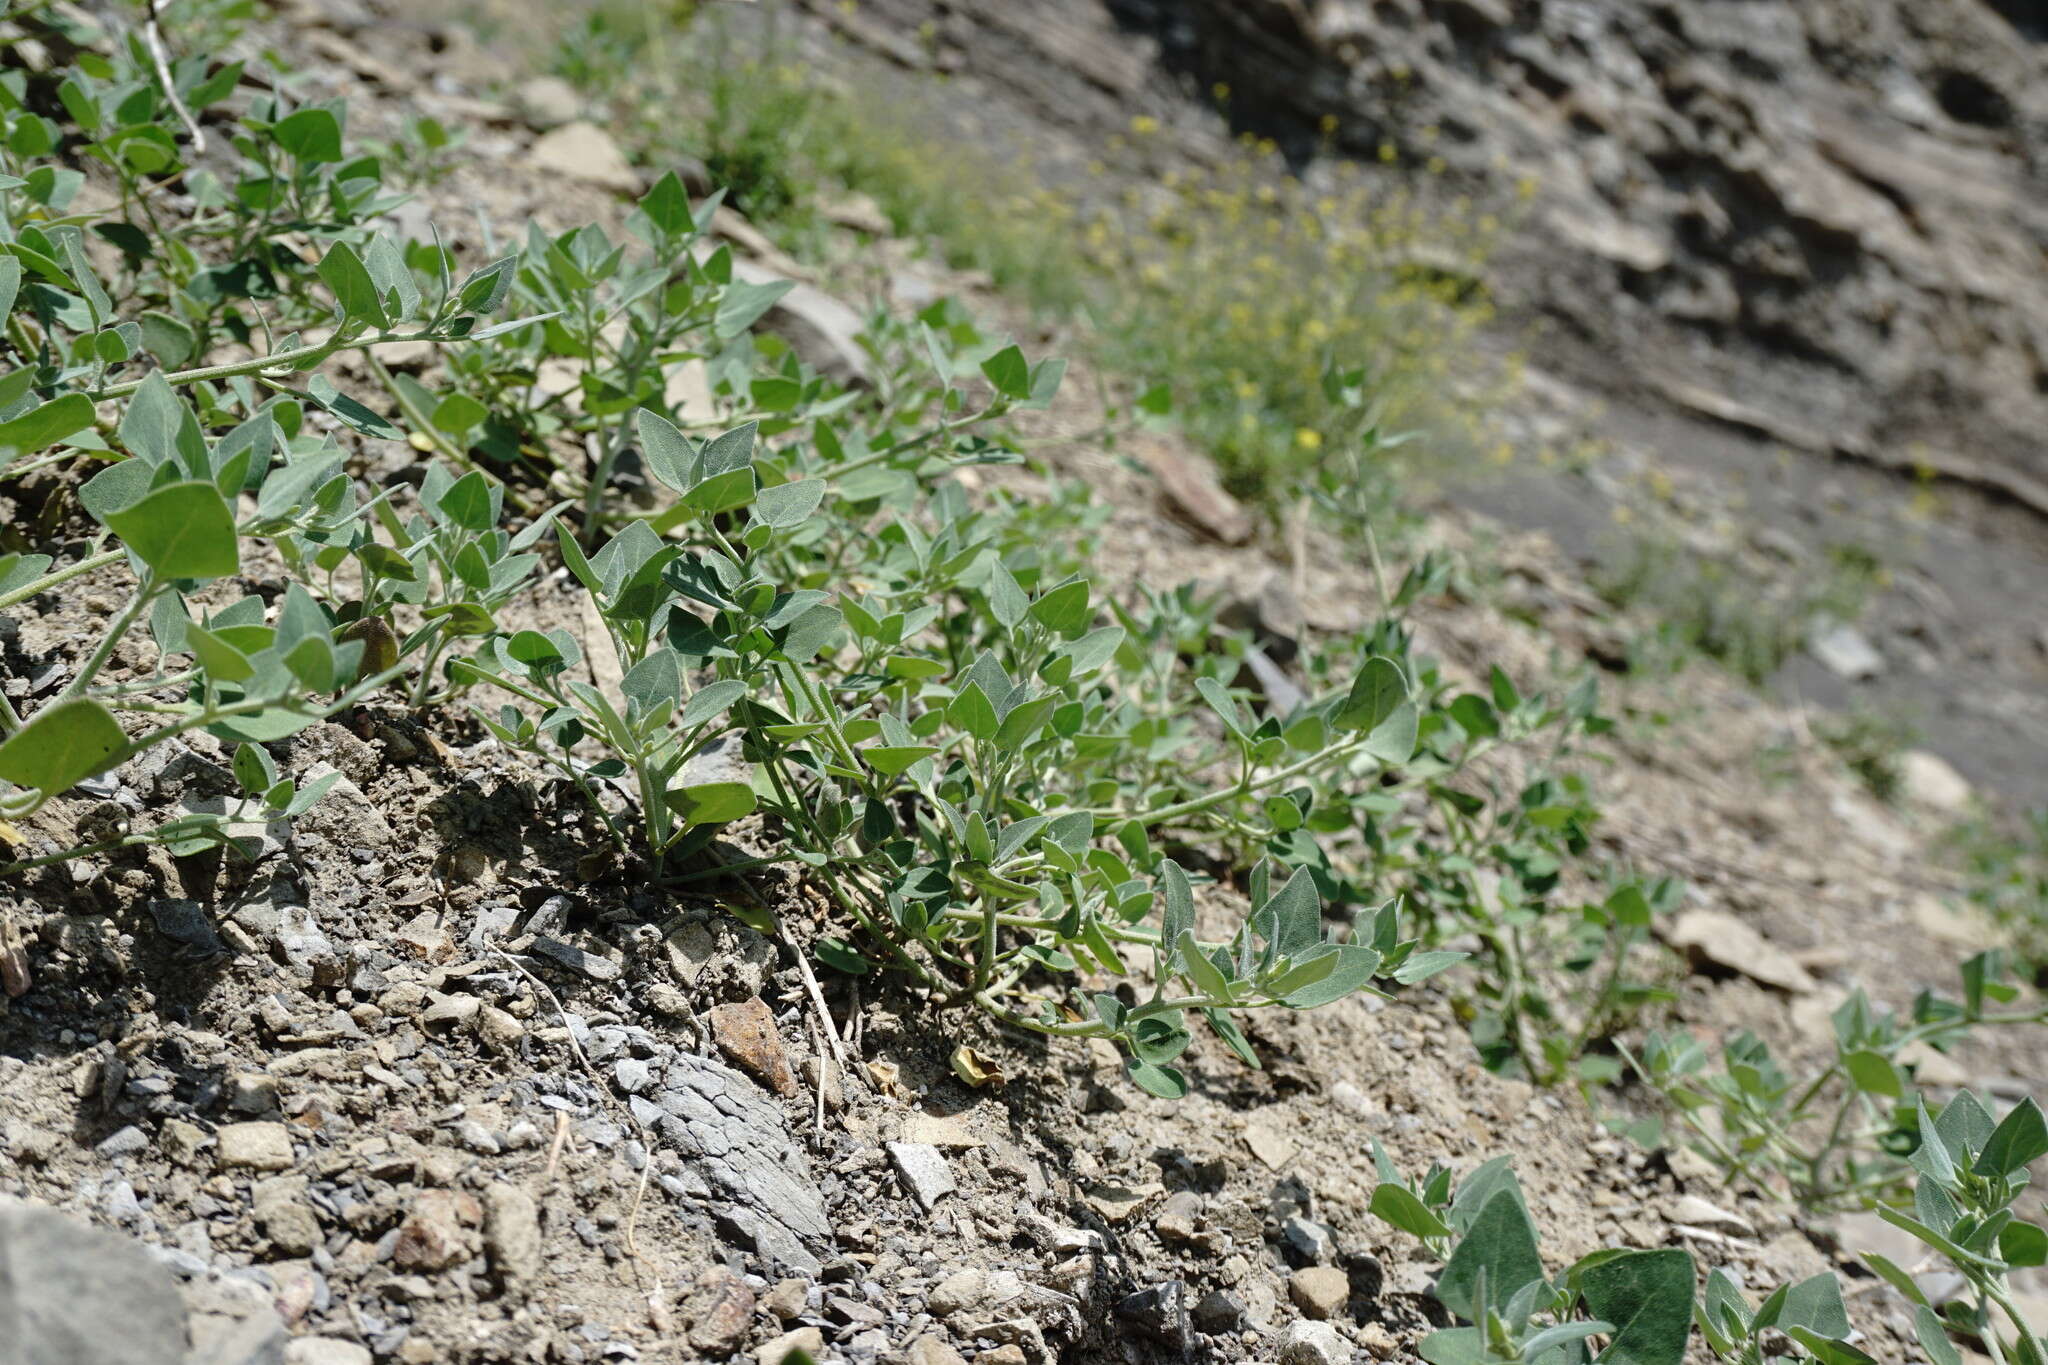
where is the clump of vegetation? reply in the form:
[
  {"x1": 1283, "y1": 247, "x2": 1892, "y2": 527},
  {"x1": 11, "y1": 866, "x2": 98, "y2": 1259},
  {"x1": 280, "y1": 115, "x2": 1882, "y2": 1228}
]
[
  {"x1": 0, "y1": 10, "x2": 2040, "y2": 1361},
  {"x1": 1957, "y1": 810, "x2": 2048, "y2": 972},
  {"x1": 1596, "y1": 537, "x2": 1888, "y2": 686}
]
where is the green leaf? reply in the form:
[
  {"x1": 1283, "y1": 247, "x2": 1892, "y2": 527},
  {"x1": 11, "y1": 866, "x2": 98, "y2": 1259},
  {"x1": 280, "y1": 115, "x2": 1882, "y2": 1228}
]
[
  {"x1": 1436, "y1": 1187, "x2": 1545, "y2": 1319},
  {"x1": 814, "y1": 937, "x2": 871, "y2": 976},
  {"x1": 714, "y1": 278, "x2": 792, "y2": 337},
  {"x1": 1361, "y1": 701, "x2": 1418, "y2": 766},
  {"x1": 1577, "y1": 1247, "x2": 1693, "y2": 1365},
  {"x1": 316, "y1": 241, "x2": 387, "y2": 327},
  {"x1": 105, "y1": 481, "x2": 239, "y2": 578},
  {"x1": 681, "y1": 679, "x2": 748, "y2": 728},
  {"x1": 1976, "y1": 1098, "x2": 2048, "y2": 1178},
  {"x1": 863, "y1": 745, "x2": 937, "y2": 776},
  {"x1": 670, "y1": 781, "x2": 756, "y2": 828},
  {"x1": 948, "y1": 683, "x2": 999, "y2": 743},
  {"x1": 1842, "y1": 1049, "x2": 1903, "y2": 1099},
  {"x1": 1267, "y1": 864, "x2": 1322, "y2": 959},
  {"x1": 636, "y1": 407, "x2": 695, "y2": 491},
  {"x1": 986, "y1": 559, "x2": 1027, "y2": 630},
  {"x1": 1916, "y1": 1306, "x2": 1963, "y2": 1365},
  {"x1": 0, "y1": 393, "x2": 95, "y2": 462},
  {"x1": 1998, "y1": 1219, "x2": 2047, "y2": 1268},
  {"x1": 1337, "y1": 656, "x2": 1407, "y2": 731},
  {"x1": 1028, "y1": 579, "x2": 1091, "y2": 636},
  {"x1": 273, "y1": 107, "x2": 343, "y2": 163},
  {"x1": 1124, "y1": 1058, "x2": 1187, "y2": 1099},
  {"x1": 232, "y1": 741, "x2": 278, "y2": 797},
  {"x1": 184, "y1": 623, "x2": 254, "y2": 682},
  {"x1": 755, "y1": 479, "x2": 824, "y2": 528},
  {"x1": 1370, "y1": 1183, "x2": 1452, "y2": 1243},
  {"x1": 1178, "y1": 930, "x2": 1234, "y2": 1004},
  {"x1": 436, "y1": 470, "x2": 495, "y2": 532},
  {"x1": 1195, "y1": 676, "x2": 1244, "y2": 739},
  {"x1": 0, "y1": 698, "x2": 128, "y2": 796},
  {"x1": 979, "y1": 343, "x2": 1031, "y2": 399}
]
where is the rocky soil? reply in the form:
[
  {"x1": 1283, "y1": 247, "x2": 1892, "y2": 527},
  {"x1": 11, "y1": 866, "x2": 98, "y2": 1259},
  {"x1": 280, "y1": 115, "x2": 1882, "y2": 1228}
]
[{"x1": 1, "y1": 3, "x2": 2045, "y2": 1365}]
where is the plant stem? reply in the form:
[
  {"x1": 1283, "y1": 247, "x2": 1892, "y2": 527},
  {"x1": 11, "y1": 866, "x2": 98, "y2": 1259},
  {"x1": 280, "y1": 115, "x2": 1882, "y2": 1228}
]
[
  {"x1": 87, "y1": 328, "x2": 444, "y2": 399},
  {"x1": 0, "y1": 548, "x2": 124, "y2": 612}
]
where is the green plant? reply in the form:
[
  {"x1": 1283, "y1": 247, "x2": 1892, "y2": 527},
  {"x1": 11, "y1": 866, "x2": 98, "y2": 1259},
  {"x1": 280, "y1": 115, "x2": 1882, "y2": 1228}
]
[
  {"x1": 1626, "y1": 952, "x2": 2046, "y2": 1211},
  {"x1": 1956, "y1": 810, "x2": 2048, "y2": 970},
  {"x1": 1369, "y1": 1150, "x2": 1899, "y2": 1364},
  {"x1": 1368, "y1": 1152, "x2": 1702, "y2": 1364},
  {"x1": 1858, "y1": 1091, "x2": 2048, "y2": 1365}
]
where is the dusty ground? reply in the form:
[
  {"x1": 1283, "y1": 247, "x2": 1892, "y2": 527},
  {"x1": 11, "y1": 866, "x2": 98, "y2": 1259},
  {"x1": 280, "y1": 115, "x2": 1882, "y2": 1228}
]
[{"x1": 0, "y1": 4, "x2": 2043, "y2": 1365}]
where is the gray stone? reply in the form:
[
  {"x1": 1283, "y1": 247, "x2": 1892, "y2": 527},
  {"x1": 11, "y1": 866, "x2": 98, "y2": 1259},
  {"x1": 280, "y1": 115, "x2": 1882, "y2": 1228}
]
[
  {"x1": 530, "y1": 936, "x2": 623, "y2": 982},
  {"x1": 513, "y1": 75, "x2": 580, "y2": 129},
  {"x1": 1283, "y1": 1214, "x2": 1338, "y2": 1264},
  {"x1": 1115, "y1": 1281, "x2": 1190, "y2": 1347},
  {"x1": 1281, "y1": 1319, "x2": 1350, "y2": 1365},
  {"x1": 253, "y1": 1176, "x2": 321, "y2": 1256},
  {"x1": 1191, "y1": 1290, "x2": 1245, "y2": 1333},
  {"x1": 96, "y1": 1124, "x2": 149, "y2": 1158},
  {"x1": 886, "y1": 1141, "x2": 956, "y2": 1211},
  {"x1": 284, "y1": 1340, "x2": 372, "y2": 1365},
  {"x1": 1806, "y1": 619, "x2": 1884, "y2": 681},
  {"x1": 1290, "y1": 1265, "x2": 1350, "y2": 1320},
  {"x1": 652, "y1": 1052, "x2": 832, "y2": 1274},
  {"x1": 0, "y1": 1205, "x2": 189, "y2": 1364}
]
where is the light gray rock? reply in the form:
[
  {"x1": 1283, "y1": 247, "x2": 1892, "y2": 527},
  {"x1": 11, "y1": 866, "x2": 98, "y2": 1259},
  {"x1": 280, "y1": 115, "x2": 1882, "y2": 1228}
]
[
  {"x1": 1281, "y1": 1318, "x2": 1350, "y2": 1365},
  {"x1": 652, "y1": 1052, "x2": 832, "y2": 1274},
  {"x1": 887, "y1": 1141, "x2": 956, "y2": 1211},
  {"x1": 0, "y1": 1204, "x2": 190, "y2": 1364},
  {"x1": 1806, "y1": 619, "x2": 1884, "y2": 681}
]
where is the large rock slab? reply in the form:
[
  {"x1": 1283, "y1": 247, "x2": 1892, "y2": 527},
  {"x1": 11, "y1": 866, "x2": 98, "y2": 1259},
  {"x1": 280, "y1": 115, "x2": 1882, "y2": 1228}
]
[{"x1": 0, "y1": 1203, "x2": 189, "y2": 1364}]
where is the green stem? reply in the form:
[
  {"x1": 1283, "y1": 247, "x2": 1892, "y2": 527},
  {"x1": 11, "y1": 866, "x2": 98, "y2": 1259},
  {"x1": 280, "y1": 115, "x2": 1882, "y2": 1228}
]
[
  {"x1": 88, "y1": 327, "x2": 445, "y2": 399},
  {"x1": 0, "y1": 548, "x2": 123, "y2": 612}
]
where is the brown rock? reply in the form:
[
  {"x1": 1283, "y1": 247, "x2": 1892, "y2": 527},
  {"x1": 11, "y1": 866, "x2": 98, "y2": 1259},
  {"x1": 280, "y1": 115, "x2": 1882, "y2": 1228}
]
[
  {"x1": 1290, "y1": 1265, "x2": 1350, "y2": 1320},
  {"x1": 904, "y1": 1336, "x2": 968, "y2": 1365},
  {"x1": 708, "y1": 997, "x2": 796, "y2": 1097},
  {"x1": 1135, "y1": 438, "x2": 1253, "y2": 545},
  {"x1": 216, "y1": 1121, "x2": 295, "y2": 1172},
  {"x1": 762, "y1": 1277, "x2": 809, "y2": 1321},
  {"x1": 526, "y1": 122, "x2": 639, "y2": 194},
  {"x1": 391, "y1": 1189, "x2": 480, "y2": 1272},
  {"x1": 1662, "y1": 910, "x2": 1816, "y2": 994},
  {"x1": 757, "y1": 1326, "x2": 824, "y2": 1365},
  {"x1": 683, "y1": 1266, "x2": 757, "y2": 1358}
]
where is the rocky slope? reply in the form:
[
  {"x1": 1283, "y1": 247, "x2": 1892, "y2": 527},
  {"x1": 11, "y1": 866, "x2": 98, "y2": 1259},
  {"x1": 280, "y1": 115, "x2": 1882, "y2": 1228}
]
[{"x1": 794, "y1": 0, "x2": 2048, "y2": 809}]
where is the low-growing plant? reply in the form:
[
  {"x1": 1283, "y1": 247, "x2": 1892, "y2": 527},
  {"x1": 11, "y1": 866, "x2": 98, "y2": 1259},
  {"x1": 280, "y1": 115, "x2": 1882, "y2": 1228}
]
[
  {"x1": 1955, "y1": 810, "x2": 2048, "y2": 972},
  {"x1": 1855, "y1": 1090, "x2": 2048, "y2": 1365},
  {"x1": 1624, "y1": 952, "x2": 2047, "y2": 1211},
  {"x1": 1369, "y1": 1150, "x2": 1928, "y2": 1364}
]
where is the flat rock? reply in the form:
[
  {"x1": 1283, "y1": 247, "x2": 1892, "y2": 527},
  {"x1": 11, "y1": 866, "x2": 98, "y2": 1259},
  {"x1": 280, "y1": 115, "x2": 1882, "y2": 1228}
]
[
  {"x1": 526, "y1": 121, "x2": 638, "y2": 194},
  {"x1": 284, "y1": 1339, "x2": 372, "y2": 1365},
  {"x1": 483, "y1": 1184, "x2": 542, "y2": 1291},
  {"x1": 1290, "y1": 1265, "x2": 1350, "y2": 1320},
  {"x1": 1281, "y1": 1319, "x2": 1349, "y2": 1365},
  {"x1": 216, "y1": 1121, "x2": 295, "y2": 1172},
  {"x1": 1806, "y1": 619, "x2": 1883, "y2": 681},
  {"x1": 728, "y1": 257, "x2": 873, "y2": 387},
  {"x1": 707, "y1": 997, "x2": 796, "y2": 1096},
  {"x1": 1136, "y1": 438, "x2": 1254, "y2": 545},
  {"x1": 757, "y1": 1326, "x2": 825, "y2": 1365},
  {"x1": 1663, "y1": 910, "x2": 1816, "y2": 994},
  {"x1": 529, "y1": 936, "x2": 622, "y2": 982},
  {"x1": 513, "y1": 74, "x2": 580, "y2": 129},
  {"x1": 1115, "y1": 1281, "x2": 1190, "y2": 1347},
  {"x1": 652, "y1": 1052, "x2": 833, "y2": 1274},
  {"x1": 1897, "y1": 750, "x2": 1973, "y2": 814},
  {"x1": 888, "y1": 1141, "x2": 956, "y2": 1211},
  {"x1": 0, "y1": 1204, "x2": 189, "y2": 1365}
]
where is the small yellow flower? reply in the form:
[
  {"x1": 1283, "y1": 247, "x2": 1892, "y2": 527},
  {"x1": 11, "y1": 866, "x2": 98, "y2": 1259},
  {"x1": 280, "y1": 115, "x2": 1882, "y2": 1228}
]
[
  {"x1": 1131, "y1": 115, "x2": 1160, "y2": 136},
  {"x1": 1295, "y1": 428, "x2": 1323, "y2": 451},
  {"x1": 1212, "y1": 82, "x2": 1230, "y2": 101}
]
